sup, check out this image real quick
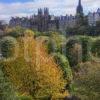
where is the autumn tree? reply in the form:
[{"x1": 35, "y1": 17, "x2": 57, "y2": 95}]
[{"x1": 0, "y1": 34, "x2": 67, "y2": 99}]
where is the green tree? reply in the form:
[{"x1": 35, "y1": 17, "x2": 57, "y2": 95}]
[
  {"x1": 0, "y1": 65, "x2": 17, "y2": 100},
  {"x1": 53, "y1": 53, "x2": 73, "y2": 82},
  {"x1": 95, "y1": 21, "x2": 100, "y2": 35},
  {"x1": 66, "y1": 38, "x2": 82, "y2": 67},
  {"x1": 66, "y1": 27, "x2": 78, "y2": 35},
  {"x1": 47, "y1": 32, "x2": 66, "y2": 53},
  {"x1": 91, "y1": 39, "x2": 100, "y2": 57},
  {"x1": 0, "y1": 36, "x2": 17, "y2": 58},
  {"x1": 80, "y1": 37, "x2": 92, "y2": 62}
]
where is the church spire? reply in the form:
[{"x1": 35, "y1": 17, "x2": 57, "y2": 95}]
[
  {"x1": 77, "y1": 0, "x2": 83, "y2": 15},
  {"x1": 79, "y1": 0, "x2": 81, "y2": 5}
]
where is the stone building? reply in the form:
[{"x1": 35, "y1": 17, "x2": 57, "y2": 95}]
[
  {"x1": 88, "y1": 8, "x2": 100, "y2": 26},
  {"x1": 9, "y1": 8, "x2": 58, "y2": 32},
  {"x1": 58, "y1": 15, "x2": 76, "y2": 31},
  {"x1": 9, "y1": 0, "x2": 84, "y2": 32}
]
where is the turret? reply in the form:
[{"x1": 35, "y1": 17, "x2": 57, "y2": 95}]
[
  {"x1": 44, "y1": 8, "x2": 49, "y2": 16},
  {"x1": 38, "y1": 8, "x2": 43, "y2": 16}
]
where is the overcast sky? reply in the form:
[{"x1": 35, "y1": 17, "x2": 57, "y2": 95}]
[{"x1": 0, "y1": 0, "x2": 100, "y2": 21}]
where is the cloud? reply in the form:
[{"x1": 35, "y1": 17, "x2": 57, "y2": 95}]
[{"x1": 0, "y1": 0, "x2": 100, "y2": 22}]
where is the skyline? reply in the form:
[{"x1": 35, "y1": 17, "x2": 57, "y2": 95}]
[{"x1": 0, "y1": 0, "x2": 100, "y2": 21}]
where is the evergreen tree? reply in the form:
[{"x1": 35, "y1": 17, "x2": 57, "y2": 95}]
[
  {"x1": 0, "y1": 36, "x2": 17, "y2": 58},
  {"x1": 0, "y1": 66, "x2": 17, "y2": 100}
]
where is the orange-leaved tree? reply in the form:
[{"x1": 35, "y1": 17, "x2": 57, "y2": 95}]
[{"x1": 0, "y1": 32, "x2": 67, "y2": 98}]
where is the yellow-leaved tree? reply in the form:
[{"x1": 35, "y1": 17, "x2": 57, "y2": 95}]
[{"x1": 0, "y1": 30, "x2": 67, "y2": 99}]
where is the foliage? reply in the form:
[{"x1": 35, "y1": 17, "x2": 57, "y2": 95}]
[
  {"x1": 0, "y1": 65, "x2": 17, "y2": 100},
  {"x1": 47, "y1": 32, "x2": 66, "y2": 53},
  {"x1": 7, "y1": 26, "x2": 25, "y2": 38},
  {"x1": 91, "y1": 39, "x2": 100, "y2": 57},
  {"x1": 66, "y1": 20, "x2": 100, "y2": 36},
  {"x1": 0, "y1": 36, "x2": 17, "y2": 58},
  {"x1": 74, "y1": 62, "x2": 100, "y2": 100},
  {"x1": 66, "y1": 16, "x2": 88, "y2": 35},
  {"x1": 0, "y1": 35, "x2": 66, "y2": 98},
  {"x1": 79, "y1": 37, "x2": 92, "y2": 62},
  {"x1": 95, "y1": 21, "x2": 100, "y2": 35},
  {"x1": 66, "y1": 27, "x2": 78, "y2": 35},
  {"x1": 53, "y1": 53, "x2": 73, "y2": 82},
  {"x1": 18, "y1": 95, "x2": 33, "y2": 100},
  {"x1": 66, "y1": 36, "x2": 92, "y2": 66},
  {"x1": 24, "y1": 29, "x2": 35, "y2": 37},
  {"x1": 47, "y1": 39, "x2": 54, "y2": 53},
  {"x1": 66, "y1": 38, "x2": 82, "y2": 66}
]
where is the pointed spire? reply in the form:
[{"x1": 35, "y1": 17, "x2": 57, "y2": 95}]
[
  {"x1": 76, "y1": 0, "x2": 83, "y2": 15},
  {"x1": 79, "y1": 0, "x2": 81, "y2": 5}
]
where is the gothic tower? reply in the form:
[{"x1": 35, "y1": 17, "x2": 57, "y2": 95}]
[
  {"x1": 44, "y1": 8, "x2": 49, "y2": 16},
  {"x1": 76, "y1": 0, "x2": 83, "y2": 15},
  {"x1": 76, "y1": 0, "x2": 84, "y2": 26},
  {"x1": 38, "y1": 8, "x2": 43, "y2": 32},
  {"x1": 43, "y1": 8, "x2": 50, "y2": 31},
  {"x1": 38, "y1": 8, "x2": 43, "y2": 16}
]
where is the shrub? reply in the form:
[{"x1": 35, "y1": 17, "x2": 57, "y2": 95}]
[
  {"x1": 91, "y1": 39, "x2": 100, "y2": 57},
  {"x1": 47, "y1": 32, "x2": 66, "y2": 53},
  {"x1": 18, "y1": 95, "x2": 33, "y2": 100},
  {"x1": 0, "y1": 66, "x2": 17, "y2": 100},
  {"x1": 47, "y1": 39, "x2": 57, "y2": 53},
  {"x1": 0, "y1": 36, "x2": 17, "y2": 58},
  {"x1": 79, "y1": 37, "x2": 92, "y2": 62},
  {"x1": 66, "y1": 39, "x2": 82, "y2": 67},
  {"x1": 74, "y1": 62, "x2": 100, "y2": 100},
  {"x1": 53, "y1": 53, "x2": 73, "y2": 82},
  {"x1": 24, "y1": 29, "x2": 35, "y2": 37},
  {"x1": 7, "y1": 26, "x2": 25, "y2": 38}
]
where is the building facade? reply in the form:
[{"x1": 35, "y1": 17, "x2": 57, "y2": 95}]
[
  {"x1": 9, "y1": 8, "x2": 59, "y2": 32},
  {"x1": 9, "y1": 0, "x2": 100, "y2": 32},
  {"x1": 9, "y1": 7, "x2": 77, "y2": 32},
  {"x1": 9, "y1": 0, "x2": 84, "y2": 32},
  {"x1": 88, "y1": 8, "x2": 100, "y2": 26},
  {"x1": 58, "y1": 15, "x2": 76, "y2": 30}
]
